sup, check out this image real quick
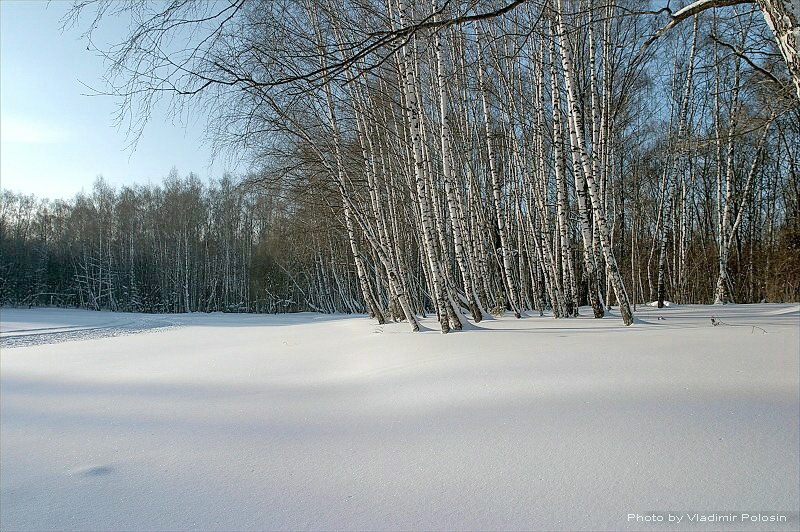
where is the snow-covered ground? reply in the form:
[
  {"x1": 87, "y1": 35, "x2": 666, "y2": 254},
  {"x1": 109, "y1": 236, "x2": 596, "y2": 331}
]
[
  {"x1": 1, "y1": 304, "x2": 798, "y2": 531},
  {"x1": 0, "y1": 308, "x2": 180, "y2": 348}
]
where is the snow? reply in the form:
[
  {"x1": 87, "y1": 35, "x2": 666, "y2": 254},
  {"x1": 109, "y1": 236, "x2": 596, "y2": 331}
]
[
  {"x1": 0, "y1": 308, "x2": 179, "y2": 348},
  {"x1": 1, "y1": 304, "x2": 798, "y2": 531}
]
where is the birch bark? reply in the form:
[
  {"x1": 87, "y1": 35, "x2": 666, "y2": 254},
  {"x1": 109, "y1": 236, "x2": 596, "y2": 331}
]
[
  {"x1": 398, "y1": 0, "x2": 452, "y2": 332},
  {"x1": 554, "y1": 1, "x2": 634, "y2": 325},
  {"x1": 657, "y1": 17, "x2": 698, "y2": 308},
  {"x1": 476, "y1": 22, "x2": 522, "y2": 318}
]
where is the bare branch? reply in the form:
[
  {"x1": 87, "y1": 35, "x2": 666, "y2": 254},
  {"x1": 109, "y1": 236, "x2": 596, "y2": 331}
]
[
  {"x1": 710, "y1": 33, "x2": 787, "y2": 88},
  {"x1": 637, "y1": 0, "x2": 754, "y2": 57}
]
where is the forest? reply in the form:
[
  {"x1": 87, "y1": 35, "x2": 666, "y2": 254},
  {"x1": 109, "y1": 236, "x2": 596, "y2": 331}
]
[{"x1": 1, "y1": 0, "x2": 799, "y2": 332}]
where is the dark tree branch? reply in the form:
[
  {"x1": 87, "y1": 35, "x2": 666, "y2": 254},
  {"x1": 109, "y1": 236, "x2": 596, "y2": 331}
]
[
  {"x1": 636, "y1": 0, "x2": 754, "y2": 58},
  {"x1": 710, "y1": 33, "x2": 787, "y2": 88}
]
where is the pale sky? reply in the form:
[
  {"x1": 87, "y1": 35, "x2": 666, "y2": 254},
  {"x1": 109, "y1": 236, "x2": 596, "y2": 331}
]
[{"x1": 0, "y1": 0, "x2": 226, "y2": 200}]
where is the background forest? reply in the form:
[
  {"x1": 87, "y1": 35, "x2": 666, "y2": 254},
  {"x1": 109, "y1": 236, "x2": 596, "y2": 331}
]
[{"x1": 1, "y1": 0, "x2": 798, "y2": 329}]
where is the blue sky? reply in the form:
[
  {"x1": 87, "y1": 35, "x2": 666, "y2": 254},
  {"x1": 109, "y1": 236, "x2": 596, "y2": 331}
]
[{"x1": 1, "y1": 0, "x2": 225, "y2": 200}]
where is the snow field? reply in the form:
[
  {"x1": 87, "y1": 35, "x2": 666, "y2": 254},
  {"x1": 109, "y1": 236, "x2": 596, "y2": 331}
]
[{"x1": 1, "y1": 304, "x2": 798, "y2": 531}]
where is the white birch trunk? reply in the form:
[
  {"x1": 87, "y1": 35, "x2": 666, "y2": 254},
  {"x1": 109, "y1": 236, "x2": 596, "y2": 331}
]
[
  {"x1": 433, "y1": 16, "x2": 483, "y2": 322},
  {"x1": 398, "y1": 0, "x2": 451, "y2": 332},
  {"x1": 476, "y1": 23, "x2": 522, "y2": 318},
  {"x1": 658, "y1": 17, "x2": 698, "y2": 308},
  {"x1": 554, "y1": 2, "x2": 634, "y2": 325},
  {"x1": 548, "y1": 24, "x2": 604, "y2": 318}
]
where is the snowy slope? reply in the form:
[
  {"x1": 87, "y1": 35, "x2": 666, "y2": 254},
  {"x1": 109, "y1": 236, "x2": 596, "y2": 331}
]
[{"x1": 1, "y1": 305, "x2": 798, "y2": 531}]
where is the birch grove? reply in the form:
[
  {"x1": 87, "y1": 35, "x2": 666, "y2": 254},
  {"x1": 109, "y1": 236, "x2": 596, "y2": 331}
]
[{"x1": 3, "y1": 0, "x2": 797, "y2": 329}]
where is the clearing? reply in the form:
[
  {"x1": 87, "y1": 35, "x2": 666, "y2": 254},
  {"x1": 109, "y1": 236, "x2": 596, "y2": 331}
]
[{"x1": 1, "y1": 304, "x2": 798, "y2": 531}]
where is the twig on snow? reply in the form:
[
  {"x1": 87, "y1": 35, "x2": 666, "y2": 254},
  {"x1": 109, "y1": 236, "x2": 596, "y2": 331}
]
[{"x1": 711, "y1": 316, "x2": 767, "y2": 334}]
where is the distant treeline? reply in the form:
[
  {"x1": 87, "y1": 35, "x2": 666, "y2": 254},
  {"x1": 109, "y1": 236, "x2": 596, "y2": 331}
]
[
  {"x1": 0, "y1": 171, "x2": 363, "y2": 314},
  {"x1": 1, "y1": 160, "x2": 798, "y2": 317}
]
